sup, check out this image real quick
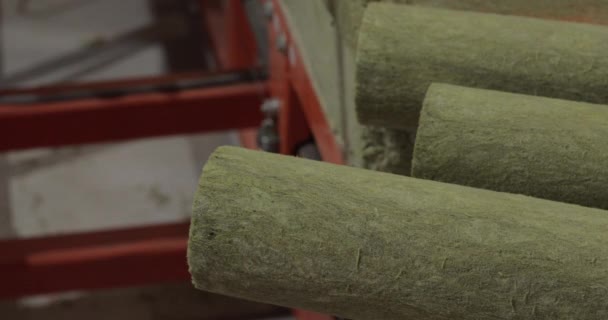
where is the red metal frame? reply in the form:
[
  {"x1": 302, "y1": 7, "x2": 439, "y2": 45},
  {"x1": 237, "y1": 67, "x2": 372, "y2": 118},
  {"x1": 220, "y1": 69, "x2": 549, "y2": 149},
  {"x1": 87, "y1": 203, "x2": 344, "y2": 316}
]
[
  {"x1": 0, "y1": 222, "x2": 189, "y2": 299},
  {"x1": 204, "y1": 0, "x2": 344, "y2": 163},
  {"x1": 288, "y1": 54, "x2": 343, "y2": 164},
  {"x1": 267, "y1": 24, "x2": 311, "y2": 156},
  {"x1": 0, "y1": 78, "x2": 266, "y2": 152},
  {"x1": 0, "y1": 2, "x2": 341, "y2": 320},
  {"x1": 265, "y1": 0, "x2": 344, "y2": 164}
]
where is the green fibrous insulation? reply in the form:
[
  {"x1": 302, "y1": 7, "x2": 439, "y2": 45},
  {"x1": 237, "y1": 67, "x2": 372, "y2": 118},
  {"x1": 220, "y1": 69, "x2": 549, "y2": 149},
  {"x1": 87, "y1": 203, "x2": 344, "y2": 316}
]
[
  {"x1": 356, "y1": 3, "x2": 608, "y2": 128},
  {"x1": 189, "y1": 146, "x2": 608, "y2": 320},
  {"x1": 410, "y1": 0, "x2": 608, "y2": 23},
  {"x1": 331, "y1": 0, "x2": 608, "y2": 174},
  {"x1": 412, "y1": 83, "x2": 608, "y2": 210},
  {"x1": 332, "y1": 0, "x2": 608, "y2": 49},
  {"x1": 361, "y1": 126, "x2": 414, "y2": 175}
]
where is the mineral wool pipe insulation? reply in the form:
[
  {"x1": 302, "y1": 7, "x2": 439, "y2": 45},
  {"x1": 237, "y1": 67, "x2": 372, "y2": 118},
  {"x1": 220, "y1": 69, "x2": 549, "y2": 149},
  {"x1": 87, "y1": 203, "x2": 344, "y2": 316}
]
[
  {"x1": 188, "y1": 147, "x2": 608, "y2": 320},
  {"x1": 355, "y1": 4, "x2": 608, "y2": 127},
  {"x1": 412, "y1": 83, "x2": 608, "y2": 210}
]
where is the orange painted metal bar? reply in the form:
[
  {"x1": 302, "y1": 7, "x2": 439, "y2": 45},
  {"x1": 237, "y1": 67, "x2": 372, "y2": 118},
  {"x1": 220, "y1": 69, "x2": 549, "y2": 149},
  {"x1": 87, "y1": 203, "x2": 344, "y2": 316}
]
[
  {"x1": 0, "y1": 222, "x2": 190, "y2": 300},
  {"x1": 266, "y1": 0, "x2": 344, "y2": 164},
  {"x1": 0, "y1": 81, "x2": 267, "y2": 152},
  {"x1": 289, "y1": 60, "x2": 343, "y2": 164},
  {"x1": 266, "y1": 18, "x2": 311, "y2": 156}
]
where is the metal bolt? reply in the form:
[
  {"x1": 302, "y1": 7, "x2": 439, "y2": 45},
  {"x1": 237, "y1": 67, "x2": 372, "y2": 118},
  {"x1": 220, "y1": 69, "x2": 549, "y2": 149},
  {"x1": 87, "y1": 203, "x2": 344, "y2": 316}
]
[
  {"x1": 261, "y1": 98, "x2": 281, "y2": 116},
  {"x1": 263, "y1": 1, "x2": 274, "y2": 19},
  {"x1": 276, "y1": 32, "x2": 288, "y2": 54},
  {"x1": 257, "y1": 118, "x2": 279, "y2": 153}
]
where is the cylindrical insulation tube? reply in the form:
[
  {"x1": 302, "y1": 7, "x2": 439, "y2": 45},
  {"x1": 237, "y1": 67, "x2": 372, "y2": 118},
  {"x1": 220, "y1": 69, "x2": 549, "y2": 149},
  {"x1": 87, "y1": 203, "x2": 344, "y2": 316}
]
[
  {"x1": 412, "y1": 83, "x2": 608, "y2": 210},
  {"x1": 356, "y1": 3, "x2": 608, "y2": 127},
  {"x1": 189, "y1": 146, "x2": 608, "y2": 320},
  {"x1": 332, "y1": 0, "x2": 608, "y2": 50}
]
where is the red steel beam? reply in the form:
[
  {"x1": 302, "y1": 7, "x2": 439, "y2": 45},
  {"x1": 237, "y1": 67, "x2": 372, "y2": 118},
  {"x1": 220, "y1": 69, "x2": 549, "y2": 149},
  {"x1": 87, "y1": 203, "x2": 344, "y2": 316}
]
[
  {"x1": 0, "y1": 71, "x2": 237, "y2": 96},
  {"x1": 265, "y1": 7, "x2": 312, "y2": 156},
  {"x1": 0, "y1": 81, "x2": 267, "y2": 152},
  {"x1": 289, "y1": 60, "x2": 343, "y2": 165},
  {"x1": 0, "y1": 222, "x2": 190, "y2": 300},
  {"x1": 266, "y1": 0, "x2": 344, "y2": 165}
]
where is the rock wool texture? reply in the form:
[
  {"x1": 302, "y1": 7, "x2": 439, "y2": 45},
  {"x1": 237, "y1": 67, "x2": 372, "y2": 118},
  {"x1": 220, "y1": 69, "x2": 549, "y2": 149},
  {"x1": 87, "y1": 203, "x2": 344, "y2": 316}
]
[
  {"x1": 412, "y1": 83, "x2": 608, "y2": 210},
  {"x1": 189, "y1": 146, "x2": 608, "y2": 320},
  {"x1": 330, "y1": 0, "x2": 608, "y2": 175},
  {"x1": 333, "y1": 0, "x2": 608, "y2": 47},
  {"x1": 356, "y1": 3, "x2": 608, "y2": 128}
]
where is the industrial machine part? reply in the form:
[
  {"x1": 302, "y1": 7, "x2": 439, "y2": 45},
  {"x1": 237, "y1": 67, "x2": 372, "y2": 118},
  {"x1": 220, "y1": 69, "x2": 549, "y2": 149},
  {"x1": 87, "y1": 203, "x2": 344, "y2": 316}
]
[{"x1": 257, "y1": 98, "x2": 281, "y2": 152}]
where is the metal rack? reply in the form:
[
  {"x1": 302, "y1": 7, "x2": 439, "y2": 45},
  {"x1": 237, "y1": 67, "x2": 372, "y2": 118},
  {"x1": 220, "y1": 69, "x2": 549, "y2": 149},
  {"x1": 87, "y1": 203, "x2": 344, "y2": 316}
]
[{"x1": 0, "y1": 1, "x2": 340, "y2": 319}]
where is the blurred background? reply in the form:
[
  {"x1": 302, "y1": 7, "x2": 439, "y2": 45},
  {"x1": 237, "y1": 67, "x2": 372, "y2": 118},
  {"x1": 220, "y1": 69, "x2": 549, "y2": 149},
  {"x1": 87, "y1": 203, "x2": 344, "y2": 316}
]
[{"x1": 0, "y1": 0, "x2": 291, "y2": 319}]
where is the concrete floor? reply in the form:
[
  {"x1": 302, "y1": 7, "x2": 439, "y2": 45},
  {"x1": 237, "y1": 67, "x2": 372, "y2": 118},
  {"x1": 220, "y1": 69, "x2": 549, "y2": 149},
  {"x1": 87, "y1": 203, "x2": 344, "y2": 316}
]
[{"x1": 0, "y1": 0, "x2": 292, "y2": 319}]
